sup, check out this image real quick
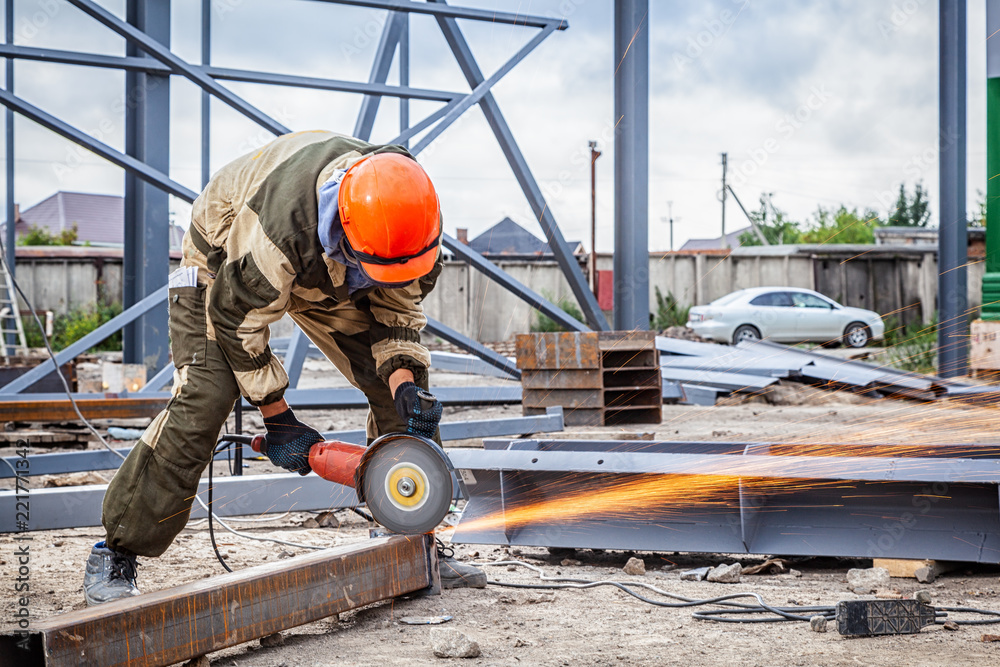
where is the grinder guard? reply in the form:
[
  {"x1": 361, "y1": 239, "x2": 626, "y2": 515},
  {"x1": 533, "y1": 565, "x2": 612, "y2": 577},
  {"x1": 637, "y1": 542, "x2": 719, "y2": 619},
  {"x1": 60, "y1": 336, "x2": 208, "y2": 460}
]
[{"x1": 355, "y1": 432, "x2": 458, "y2": 535}]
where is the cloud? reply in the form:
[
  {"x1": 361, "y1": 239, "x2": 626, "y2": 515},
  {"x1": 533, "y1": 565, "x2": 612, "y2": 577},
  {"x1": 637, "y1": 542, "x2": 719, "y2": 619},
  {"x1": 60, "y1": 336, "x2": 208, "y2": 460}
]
[{"x1": 0, "y1": 0, "x2": 988, "y2": 255}]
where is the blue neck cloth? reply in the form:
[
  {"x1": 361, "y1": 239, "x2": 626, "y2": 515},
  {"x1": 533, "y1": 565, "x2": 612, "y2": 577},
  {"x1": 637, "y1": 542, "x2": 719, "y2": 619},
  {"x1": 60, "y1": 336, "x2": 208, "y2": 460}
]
[{"x1": 317, "y1": 169, "x2": 378, "y2": 294}]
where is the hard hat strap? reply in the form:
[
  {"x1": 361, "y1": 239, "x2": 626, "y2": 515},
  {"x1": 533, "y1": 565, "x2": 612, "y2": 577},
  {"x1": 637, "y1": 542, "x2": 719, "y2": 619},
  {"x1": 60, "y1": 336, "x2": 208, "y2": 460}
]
[{"x1": 347, "y1": 233, "x2": 441, "y2": 266}]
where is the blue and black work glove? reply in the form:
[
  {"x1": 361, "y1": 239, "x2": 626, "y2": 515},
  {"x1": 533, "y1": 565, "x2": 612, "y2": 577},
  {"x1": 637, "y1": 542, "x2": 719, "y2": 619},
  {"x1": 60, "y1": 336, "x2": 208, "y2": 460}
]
[
  {"x1": 393, "y1": 382, "x2": 443, "y2": 440},
  {"x1": 261, "y1": 408, "x2": 323, "y2": 475}
]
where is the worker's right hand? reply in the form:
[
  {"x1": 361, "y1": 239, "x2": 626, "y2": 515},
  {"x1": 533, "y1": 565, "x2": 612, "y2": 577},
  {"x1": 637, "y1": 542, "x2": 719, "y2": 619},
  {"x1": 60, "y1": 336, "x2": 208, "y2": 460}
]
[{"x1": 261, "y1": 408, "x2": 323, "y2": 475}]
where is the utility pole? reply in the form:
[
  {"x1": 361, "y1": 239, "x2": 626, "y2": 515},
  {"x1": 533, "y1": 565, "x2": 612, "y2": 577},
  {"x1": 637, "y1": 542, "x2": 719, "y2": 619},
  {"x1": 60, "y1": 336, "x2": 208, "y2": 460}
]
[
  {"x1": 589, "y1": 140, "x2": 602, "y2": 292},
  {"x1": 720, "y1": 152, "x2": 728, "y2": 248},
  {"x1": 667, "y1": 201, "x2": 674, "y2": 252}
]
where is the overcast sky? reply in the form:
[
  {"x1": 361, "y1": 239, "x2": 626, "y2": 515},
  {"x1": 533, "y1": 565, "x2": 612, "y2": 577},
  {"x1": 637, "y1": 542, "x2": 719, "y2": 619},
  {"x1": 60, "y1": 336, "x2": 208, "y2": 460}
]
[{"x1": 2, "y1": 0, "x2": 989, "y2": 252}]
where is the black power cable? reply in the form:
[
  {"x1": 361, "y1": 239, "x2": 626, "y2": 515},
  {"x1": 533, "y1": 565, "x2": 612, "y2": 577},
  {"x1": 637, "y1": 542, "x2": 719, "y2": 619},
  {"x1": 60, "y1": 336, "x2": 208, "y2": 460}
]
[
  {"x1": 482, "y1": 561, "x2": 1000, "y2": 626},
  {"x1": 206, "y1": 434, "x2": 374, "y2": 573}
]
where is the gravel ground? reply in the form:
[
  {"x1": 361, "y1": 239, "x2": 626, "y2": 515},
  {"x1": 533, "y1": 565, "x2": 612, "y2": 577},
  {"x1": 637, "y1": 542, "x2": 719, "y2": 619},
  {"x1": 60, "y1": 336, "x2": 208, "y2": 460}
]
[{"x1": 2, "y1": 364, "x2": 1000, "y2": 665}]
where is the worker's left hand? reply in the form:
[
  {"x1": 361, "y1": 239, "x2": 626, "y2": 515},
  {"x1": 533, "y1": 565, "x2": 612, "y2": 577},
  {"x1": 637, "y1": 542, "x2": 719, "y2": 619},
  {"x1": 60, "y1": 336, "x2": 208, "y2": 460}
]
[
  {"x1": 393, "y1": 382, "x2": 443, "y2": 439},
  {"x1": 261, "y1": 408, "x2": 324, "y2": 475}
]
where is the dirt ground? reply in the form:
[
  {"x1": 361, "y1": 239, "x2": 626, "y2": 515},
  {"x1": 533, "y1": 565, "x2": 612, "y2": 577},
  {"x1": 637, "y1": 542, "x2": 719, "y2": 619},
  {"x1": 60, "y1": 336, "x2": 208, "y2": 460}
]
[{"x1": 3, "y1": 368, "x2": 1000, "y2": 666}]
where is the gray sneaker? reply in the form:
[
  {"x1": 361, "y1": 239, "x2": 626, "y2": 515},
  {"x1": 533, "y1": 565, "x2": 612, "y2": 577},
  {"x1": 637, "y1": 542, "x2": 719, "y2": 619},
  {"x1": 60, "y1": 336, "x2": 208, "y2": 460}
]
[{"x1": 83, "y1": 542, "x2": 140, "y2": 606}]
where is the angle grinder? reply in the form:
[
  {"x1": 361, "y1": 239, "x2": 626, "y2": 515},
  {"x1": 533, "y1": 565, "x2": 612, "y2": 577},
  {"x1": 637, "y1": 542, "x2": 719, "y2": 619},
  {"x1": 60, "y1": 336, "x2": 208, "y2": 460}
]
[{"x1": 250, "y1": 432, "x2": 455, "y2": 535}]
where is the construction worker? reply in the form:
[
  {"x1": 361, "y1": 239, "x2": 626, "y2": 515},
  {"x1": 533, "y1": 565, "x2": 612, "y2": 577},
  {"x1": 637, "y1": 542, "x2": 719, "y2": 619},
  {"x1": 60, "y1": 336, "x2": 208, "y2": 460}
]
[{"x1": 83, "y1": 131, "x2": 486, "y2": 605}]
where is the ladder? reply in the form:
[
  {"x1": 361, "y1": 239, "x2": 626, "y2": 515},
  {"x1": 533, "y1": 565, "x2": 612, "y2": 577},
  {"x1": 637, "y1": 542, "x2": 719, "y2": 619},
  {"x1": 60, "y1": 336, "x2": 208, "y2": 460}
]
[{"x1": 0, "y1": 255, "x2": 26, "y2": 356}]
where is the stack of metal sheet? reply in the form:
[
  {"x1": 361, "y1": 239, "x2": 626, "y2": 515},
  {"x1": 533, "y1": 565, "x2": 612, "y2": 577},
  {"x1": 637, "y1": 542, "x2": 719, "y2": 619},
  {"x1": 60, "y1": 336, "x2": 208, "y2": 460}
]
[
  {"x1": 517, "y1": 332, "x2": 664, "y2": 426},
  {"x1": 656, "y1": 337, "x2": 1000, "y2": 406}
]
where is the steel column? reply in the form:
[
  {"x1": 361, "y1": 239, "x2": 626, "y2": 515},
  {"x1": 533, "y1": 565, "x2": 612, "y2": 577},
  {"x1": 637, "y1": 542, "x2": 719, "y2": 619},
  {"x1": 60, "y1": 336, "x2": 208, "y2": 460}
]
[
  {"x1": 0, "y1": 535, "x2": 435, "y2": 667},
  {"x1": 122, "y1": 0, "x2": 171, "y2": 373},
  {"x1": 983, "y1": 0, "x2": 1000, "y2": 318},
  {"x1": 431, "y1": 0, "x2": 609, "y2": 331},
  {"x1": 201, "y1": 0, "x2": 211, "y2": 188},
  {"x1": 3, "y1": 0, "x2": 14, "y2": 355},
  {"x1": 937, "y1": 0, "x2": 968, "y2": 376},
  {"x1": 613, "y1": 0, "x2": 650, "y2": 330}
]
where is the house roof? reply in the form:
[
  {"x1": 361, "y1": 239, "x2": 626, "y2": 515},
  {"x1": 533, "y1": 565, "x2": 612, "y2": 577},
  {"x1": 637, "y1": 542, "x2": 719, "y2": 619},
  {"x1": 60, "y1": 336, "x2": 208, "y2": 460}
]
[
  {"x1": 4, "y1": 191, "x2": 184, "y2": 248},
  {"x1": 466, "y1": 217, "x2": 583, "y2": 256},
  {"x1": 679, "y1": 226, "x2": 751, "y2": 251}
]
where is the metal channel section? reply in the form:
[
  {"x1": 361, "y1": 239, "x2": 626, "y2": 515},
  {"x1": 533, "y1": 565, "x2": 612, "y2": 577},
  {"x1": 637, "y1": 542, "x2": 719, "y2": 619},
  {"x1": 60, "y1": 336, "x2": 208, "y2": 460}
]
[
  {"x1": 0, "y1": 407, "x2": 565, "y2": 479},
  {"x1": 449, "y1": 439, "x2": 1000, "y2": 563},
  {"x1": 0, "y1": 535, "x2": 436, "y2": 667}
]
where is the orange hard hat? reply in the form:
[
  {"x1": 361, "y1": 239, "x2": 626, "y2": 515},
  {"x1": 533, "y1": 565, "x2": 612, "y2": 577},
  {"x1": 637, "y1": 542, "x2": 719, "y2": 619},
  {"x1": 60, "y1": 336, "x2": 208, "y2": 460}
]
[{"x1": 338, "y1": 153, "x2": 441, "y2": 284}]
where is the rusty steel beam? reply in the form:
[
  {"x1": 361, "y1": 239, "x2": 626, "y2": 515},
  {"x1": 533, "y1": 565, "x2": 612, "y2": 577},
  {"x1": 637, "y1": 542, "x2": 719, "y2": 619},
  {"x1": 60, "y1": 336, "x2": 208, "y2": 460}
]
[
  {"x1": 0, "y1": 397, "x2": 168, "y2": 422},
  {"x1": 0, "y1": 535, "x2": 437, "y2": 667}
]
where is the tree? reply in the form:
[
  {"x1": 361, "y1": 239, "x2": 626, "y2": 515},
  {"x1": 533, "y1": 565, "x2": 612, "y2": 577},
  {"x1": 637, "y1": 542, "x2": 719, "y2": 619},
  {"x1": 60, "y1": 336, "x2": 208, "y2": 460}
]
[
  {"x1": 17, "y1": 223, "x2": 78, "y2": 246},
  {"x1": 969, "y1": 190, "x2": 986, "y2": 228},
  {"x1": 799, "y1": 206, "x2": 880, "y2": 245},
  {"x1": 738, "y1": 195, "x2": 803, "y2": 246},
  {"x1": 886, "y1": 182, "x2": 930, "y2": 227}
]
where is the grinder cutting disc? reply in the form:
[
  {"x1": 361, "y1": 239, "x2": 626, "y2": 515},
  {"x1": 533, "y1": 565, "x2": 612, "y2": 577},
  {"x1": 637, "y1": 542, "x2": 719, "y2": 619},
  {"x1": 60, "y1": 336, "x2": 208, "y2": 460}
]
[{"x1": 360, "y1": 434, "x2": 452, "y2": 534}]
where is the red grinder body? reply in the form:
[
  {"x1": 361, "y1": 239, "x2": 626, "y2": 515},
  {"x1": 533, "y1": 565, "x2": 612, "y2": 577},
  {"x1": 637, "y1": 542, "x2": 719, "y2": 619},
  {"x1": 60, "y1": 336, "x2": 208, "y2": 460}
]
[
  {"x1": 307, "y1": 440, "x2": 366, "y2": 487},
  {"x1": 250, "y1": 432, "x2": 454, "y2": 534},
  {"x1": 250, "y1": 435, "x2": 365, "y2": 487}
]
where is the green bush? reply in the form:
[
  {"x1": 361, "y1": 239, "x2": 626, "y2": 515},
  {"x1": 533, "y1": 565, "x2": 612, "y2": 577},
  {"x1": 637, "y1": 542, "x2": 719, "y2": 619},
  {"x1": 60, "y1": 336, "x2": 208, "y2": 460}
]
[
  {"x1": 531, "y1": 291, "x2": 584, "y2": 332},
  {"x1": 651, "y1": 287, "x2": 690, "y2": 330},
  {"x1": 22, "y1": 303, "x2": 122, "y2": 352},
  {"x1": 17, "y1": 224, "x2": 78, "y2": 246},
  {"x1": 881, "y1": 314, "x2": 937, "y2": 374}
]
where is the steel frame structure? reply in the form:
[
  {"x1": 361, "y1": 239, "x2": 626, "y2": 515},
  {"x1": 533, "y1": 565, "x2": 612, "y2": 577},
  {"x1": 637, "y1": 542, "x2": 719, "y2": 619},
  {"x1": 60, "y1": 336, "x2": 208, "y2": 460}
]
[
  {"x1": 449, "y1": 438, "x2": 1000, "y2": 563},
  {"x1": 0, "y1": 0, "x2": 612, "y2": 394}
]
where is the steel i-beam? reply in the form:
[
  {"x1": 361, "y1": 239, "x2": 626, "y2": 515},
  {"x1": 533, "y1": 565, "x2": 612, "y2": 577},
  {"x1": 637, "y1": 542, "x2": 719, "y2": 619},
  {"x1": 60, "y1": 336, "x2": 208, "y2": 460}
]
[{"x1": 0, "y1": 535, "x2": 436, "y2": 667}]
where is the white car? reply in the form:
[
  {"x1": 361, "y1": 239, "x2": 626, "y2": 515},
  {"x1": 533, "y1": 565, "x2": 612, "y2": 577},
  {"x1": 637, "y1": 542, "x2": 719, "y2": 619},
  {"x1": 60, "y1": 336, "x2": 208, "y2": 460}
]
[{"x1": 686, "y1": 287, "x2": 885, "y2": 348}]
